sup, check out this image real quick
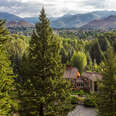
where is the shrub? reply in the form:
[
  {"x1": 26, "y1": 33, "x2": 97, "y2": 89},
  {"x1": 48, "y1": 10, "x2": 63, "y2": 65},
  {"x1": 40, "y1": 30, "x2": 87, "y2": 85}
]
[
  {"x1": 78, "y1": 90, "x2": 84, "y2": 96},
  {"x1": 72, "y1": 90, "x2": 85, "y2": 96},
  {"x1": 84, "y1": 96, "x2": 95, "y2": 107},
  {"x1": 71, "y1": 96, "x2": 78, "y2": 104}
]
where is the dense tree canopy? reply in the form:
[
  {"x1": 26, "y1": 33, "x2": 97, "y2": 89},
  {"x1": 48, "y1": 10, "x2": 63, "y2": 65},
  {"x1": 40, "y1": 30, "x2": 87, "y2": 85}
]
[{"x1": 1, "y1": 7, "x2": 116, "y2": 116}]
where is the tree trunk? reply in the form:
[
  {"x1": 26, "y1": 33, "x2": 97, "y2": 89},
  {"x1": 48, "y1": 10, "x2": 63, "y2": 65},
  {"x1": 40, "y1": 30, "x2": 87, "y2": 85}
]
[{"x1": 39, "y1": 103, "x2": 44, "y2": 116}]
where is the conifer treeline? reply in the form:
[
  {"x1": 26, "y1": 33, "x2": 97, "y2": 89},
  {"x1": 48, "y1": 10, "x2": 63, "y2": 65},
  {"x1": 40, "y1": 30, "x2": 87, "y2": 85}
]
[{"x1": 0, "y1": 8, "x2": 116, "y2": 116}]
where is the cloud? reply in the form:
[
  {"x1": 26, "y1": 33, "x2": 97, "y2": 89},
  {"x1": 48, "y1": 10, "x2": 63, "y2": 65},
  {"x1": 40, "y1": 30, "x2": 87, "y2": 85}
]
[
  {"x1": 83, "y1": 0, "x2": 107, "y2": 9},
  {"x1": 0, "y1": 0, "x2": 43, "y2": 17},
  {"x1": 0, "y1": 0, "x2": 116, "y2": 17},
  {"x1": 106, "y1": 0, "x2": 116, "y2": 10}
]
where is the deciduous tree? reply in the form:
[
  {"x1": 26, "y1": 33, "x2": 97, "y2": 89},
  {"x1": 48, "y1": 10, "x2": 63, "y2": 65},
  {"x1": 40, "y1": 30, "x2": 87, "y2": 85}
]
[{"x1": 71, "y1": 51, "x2": 87, "y2": 74}]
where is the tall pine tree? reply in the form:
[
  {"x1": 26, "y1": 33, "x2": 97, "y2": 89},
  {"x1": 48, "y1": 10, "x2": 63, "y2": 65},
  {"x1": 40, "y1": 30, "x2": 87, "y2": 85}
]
[
  {"x1": 96, "y1": 47, "x2": 116, "y2": 116},
  {"x1": 0, "y1": 19, "x2": 18, "y2": 115},
  {"x1": 19, "y1": 8, "x2": 72, "y2": 116}
]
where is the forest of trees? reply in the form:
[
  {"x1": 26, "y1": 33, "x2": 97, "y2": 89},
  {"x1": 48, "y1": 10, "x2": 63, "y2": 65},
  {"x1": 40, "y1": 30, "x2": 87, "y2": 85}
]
[{"x1": 0, "y1": 8, "x2": 116, "y2": 116}]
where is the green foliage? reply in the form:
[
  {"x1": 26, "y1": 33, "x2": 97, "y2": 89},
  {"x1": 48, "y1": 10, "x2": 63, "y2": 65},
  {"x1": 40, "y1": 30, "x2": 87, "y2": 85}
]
[
  {"x1": 60, "y1": 38, "x2": 86, "y2": 64},
  {"x1": 87, "y1": 39, "x2": 104, "y2": 64},
  {"x1": 5, "y1": 34, "x2": 28, "y2": 57},
  {"x1": 2, "y1": 10, "x2": 116, "y2": 116},
  {"x1": 8, "y1": 27, "x2": 33, "y2": 36},
  {"x1": 0, "y1": 49, "x2": 18, "y2": 115},
  {"x1": 95, "y1": 47, "x2": 116, "y2": 116},
  {"x1": 60, "y1": 38, "x2": 76, "y2": 64},
  {"x1": 4, "y1": 34, "x2": 29, "y2": 75},
  {"x1": 0, "y1": 19, "x2": 9, "y2": 43},
  {"x1": 79, "y1": 90, "x2": 85, "y2": 96},
  {"x1": 71, "y1": 51, "x2": 87, "y2": 74},
  {"x1": 18, "y1": 8, "x2": 72, "y2": 116},
  {"x1": 71, "y1": 90, "x2": 80, "y2": 95},
  {"x1": 58, "y1": 29, "x2": 102, "y2": 40},
  {"x1": 84, "y1": 94, "x2": 95, "y2": 107},
  {"x1": 0, "y1": 19, "x2": 18, "y2": 115},
  {"x1": 88, "y1": 59, "x2": 101, "y2": 72},
  {"x1": 71, "y1": 96, "x2": 78, "y2": 104},
  {"x1": 72, "y1": 90, "x2": 85, "y2": 96}
]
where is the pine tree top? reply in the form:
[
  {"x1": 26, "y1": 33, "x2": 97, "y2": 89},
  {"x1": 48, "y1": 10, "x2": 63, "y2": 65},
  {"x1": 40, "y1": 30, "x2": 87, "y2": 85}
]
[{"x1": 0, "y1": 19, "x2": 9, "y2": 44}]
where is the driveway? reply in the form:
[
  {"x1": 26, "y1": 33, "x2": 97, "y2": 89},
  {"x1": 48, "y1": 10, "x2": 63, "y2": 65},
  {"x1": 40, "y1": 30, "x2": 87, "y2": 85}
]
[{"x1": 68, "y1": 105, "x2": 97, "y2": 116}]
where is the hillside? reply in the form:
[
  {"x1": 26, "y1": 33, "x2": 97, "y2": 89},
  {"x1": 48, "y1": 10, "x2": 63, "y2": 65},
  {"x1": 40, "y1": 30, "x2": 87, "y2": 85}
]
[
  {"x1": 6, "y1": 20, "x2": 33, "y2": 27},
  {"x1": 81, "y1": 15, "x2": 116, "y2": 30},
  {"x1": 0, "y1": 12, "x2": 23, "y2": 21},
  {"x1": 50, "y1": 13, "x2": 99, "y2": 29}
]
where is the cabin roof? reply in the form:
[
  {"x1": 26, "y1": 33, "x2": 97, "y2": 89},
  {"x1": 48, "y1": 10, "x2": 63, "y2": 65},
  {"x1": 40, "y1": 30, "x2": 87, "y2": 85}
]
[
  {"x1": 81, "y1": 72, "x2": 102, "y2": 81},
  {"x1": 64, "y1": 66, "x2": 102, "y2": 81},
  {"x1": 64, "y1": 67, "x2": 78, "y2": 79}
]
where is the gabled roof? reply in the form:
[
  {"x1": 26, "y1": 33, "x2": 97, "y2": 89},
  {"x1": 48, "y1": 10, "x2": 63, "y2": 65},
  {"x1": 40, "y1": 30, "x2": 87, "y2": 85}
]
[
  {"x1": 64, "y1": 67, "x2": 78, "y2": 79},
  {"x1": 81, "y1": 72, "x2": 102, "y2": 81}
]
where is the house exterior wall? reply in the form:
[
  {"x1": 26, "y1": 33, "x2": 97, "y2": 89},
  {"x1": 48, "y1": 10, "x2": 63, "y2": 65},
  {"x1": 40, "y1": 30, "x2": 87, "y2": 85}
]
[
  {"x1": 64, "y1": 68, "x2": 102, "y2": 92},
  {"x1": 66, "y1": 76, "x2": 100, "y2": 92}
]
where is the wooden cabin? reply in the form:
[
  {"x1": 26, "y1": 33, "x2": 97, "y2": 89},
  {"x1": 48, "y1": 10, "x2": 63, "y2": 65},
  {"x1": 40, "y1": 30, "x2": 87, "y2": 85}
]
[
  {"x1": 76, "y1": 72, "x2": 102, "y2": 92},
  {"x1": 64, "y1": 67, "x2": 102, "y2": 92}
]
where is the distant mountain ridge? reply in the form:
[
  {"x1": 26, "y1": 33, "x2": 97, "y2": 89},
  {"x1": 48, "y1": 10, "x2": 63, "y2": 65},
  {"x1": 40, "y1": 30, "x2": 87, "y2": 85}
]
[
  {"x1": 6, "y1": 20, "x2": 33, "y2": 27},
  {"x1": 24, "y1": 17, "x2": 38, "y2": 24},
  {"x1": 81, "y1": 15, "x2": 116, "y2": 30},
  {"x1": 0, "y1": 12, "x2": 33, "y2": 27},
  {"x1": 0, "y1": 12, "x2": 23, "y2": 21},
  {"x1": 50, "y1": 11, "x2": 116, "y2": 28},
  {"x1": 1, "y1": 11, "x2": 116, "y2": 29}
]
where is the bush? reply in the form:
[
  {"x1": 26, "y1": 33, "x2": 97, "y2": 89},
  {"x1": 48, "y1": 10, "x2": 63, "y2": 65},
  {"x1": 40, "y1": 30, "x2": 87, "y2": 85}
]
[
  {"x1": 77, "y1": 96, "x2": 84, "y2": 102},
  {"x1": 84, "y1": 96, "x2": 95, "y2": 107},
  {"x1": 72, "y1": 90, "x2": 85, "y2": 96},
  {"x1": 71, "y1": 96, "x2": 78, "y2": 104},
  {"x1": 78, "y1": 90, "x2": 84, "y2": 96},
  {"x1": 72, "y1": 90, "x2": 79, "y2": 95}
]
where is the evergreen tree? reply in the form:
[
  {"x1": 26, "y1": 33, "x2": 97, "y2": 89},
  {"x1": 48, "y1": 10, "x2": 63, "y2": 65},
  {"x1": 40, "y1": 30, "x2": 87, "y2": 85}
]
[
  {"x1": 19, "y1": 8, "x2": 72, "y2": 116},
  {"x1": 0, "y1": 19, "x2": 18, "y2": 115},
  {"x1": 96, "y1": 47, "x2": 116, "y2": 116},
  {"x1": 89, "y1": 39, "x2": 104, "y2": 64}
]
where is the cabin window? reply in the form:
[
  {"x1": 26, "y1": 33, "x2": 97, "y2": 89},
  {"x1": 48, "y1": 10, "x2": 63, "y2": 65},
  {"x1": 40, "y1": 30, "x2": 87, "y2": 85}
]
[
  {"x1": 94, "y1": 81, "x2": 98, "y2": 91},
  {"x1": 81, "y1": 83, "x2": 83, "y2": 87},
  {"x1": 84, "y1": 82, "x2": 88, "y2": 87},
  {"x1": 77, "y1": 82, "x2": 84, "y2": 87},
  {"x1": 90, "y1": 80, "x2": 92, "y2": 89}
]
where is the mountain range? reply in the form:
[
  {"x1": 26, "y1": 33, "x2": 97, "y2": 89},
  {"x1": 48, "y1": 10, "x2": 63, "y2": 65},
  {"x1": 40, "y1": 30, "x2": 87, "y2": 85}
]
[
  {"x1": 51, "y1": 11, "x2": 116, "y2": 28},
  {"x1": 0, "y1": 12, "x2": 23, "y2": 22},
  {"x1": 81, "y1": 15, "x2": 116, "y2": 30},
  {"x1": 1, "y1": 11, "x2": 116, "y2": 29}
]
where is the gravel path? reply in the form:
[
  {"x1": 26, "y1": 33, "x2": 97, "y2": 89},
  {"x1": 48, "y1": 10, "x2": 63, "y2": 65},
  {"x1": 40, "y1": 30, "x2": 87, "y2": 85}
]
[{"x1": 68, "y1": 105, "x2": 97, "y2": 116}]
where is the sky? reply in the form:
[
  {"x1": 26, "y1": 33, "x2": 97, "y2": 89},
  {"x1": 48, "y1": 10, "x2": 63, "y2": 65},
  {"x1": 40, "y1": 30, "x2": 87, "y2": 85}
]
[{"x1": 0, "y1": 0, "x2": 116, "y2": 17}]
